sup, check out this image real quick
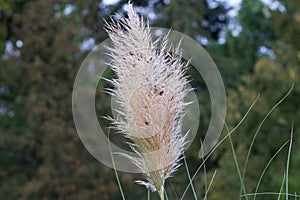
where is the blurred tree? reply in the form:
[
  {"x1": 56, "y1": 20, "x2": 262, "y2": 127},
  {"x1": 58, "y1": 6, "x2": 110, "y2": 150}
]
[
  {"x1": 210, "y1": 0, "x2": 276, "y2": 86},
  {"x1": 208, "y1": 0, "x2": 300, "y2": 199},
  {"x1": 153, "y1": 0, "x2": 229, "y2": 43},
  {"x1": 0, "y1": 0, "x2": 130, "y2": 199}
]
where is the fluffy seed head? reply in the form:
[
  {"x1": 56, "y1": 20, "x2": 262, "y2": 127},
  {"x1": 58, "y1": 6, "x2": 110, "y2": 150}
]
[{"x1": 104, "y1": 2, "x2": 190, "y2": 192}]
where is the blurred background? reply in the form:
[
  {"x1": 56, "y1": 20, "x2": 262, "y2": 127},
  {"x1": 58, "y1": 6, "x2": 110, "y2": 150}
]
[{"x1": 0, "y1": 0, "x2": 299, "y2": 199}]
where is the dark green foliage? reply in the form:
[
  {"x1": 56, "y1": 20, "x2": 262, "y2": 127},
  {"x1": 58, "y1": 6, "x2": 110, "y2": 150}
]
[{"x1": 153, "y1": 0, "x2": 229, "y2": 41}]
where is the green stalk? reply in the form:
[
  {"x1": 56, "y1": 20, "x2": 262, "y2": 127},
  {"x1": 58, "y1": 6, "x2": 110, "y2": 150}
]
[{"x1": 159, "y1": 186, "x2": 165, "y2": 200}]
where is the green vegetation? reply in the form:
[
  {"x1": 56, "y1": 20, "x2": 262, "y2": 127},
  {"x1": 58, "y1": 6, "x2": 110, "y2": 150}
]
[{"x1": 0, "y1": 0, "x2": 299, "y2": 199}]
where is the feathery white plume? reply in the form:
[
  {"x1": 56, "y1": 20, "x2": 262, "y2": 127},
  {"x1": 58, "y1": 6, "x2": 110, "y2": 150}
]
[{"x1": 104, "y1": 2, "x2": 190, "y2": 197}]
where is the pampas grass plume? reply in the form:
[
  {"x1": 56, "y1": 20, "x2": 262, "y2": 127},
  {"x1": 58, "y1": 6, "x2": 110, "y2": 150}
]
[{"x1": 104, "y1": 2, "x2": 190, "y2": 199}]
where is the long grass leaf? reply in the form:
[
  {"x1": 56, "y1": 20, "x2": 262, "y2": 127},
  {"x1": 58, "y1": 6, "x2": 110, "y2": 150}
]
[
  {"x1": 148, "y1": 188, "x2": 151, "y2": 200},
  {"x1": 286, "y1": 124, "x2": 294, "y2": 200},
  {"x1": 203, "y1": 170, "x2": 217, "y2": 200},
  {"x1": 180, "y1": 94, "x2": 260, "y2": 200},
  {"x1": 108, "y1": 131, "x2": 126, "y2": 200},
  {"x1": 183, "y1": 153, "x2": 198, "y2": 199},
  {"x1": 241, "y1": 192, "x2": 300, "y2": 198},
  {"x1": 278, "y1": 172, "x2": 286, "y2": 200},
  {"x1": 240, "y1": 83, "x2": 294, "y2": 198},
  {"x1": 253, "y1": 141, "x2": 290, "y2": 200},
  {"x1": 200, "y1": 140, "x2": 208, "y2": 197},
  {"x1": 225, "y1": 122, "x2": 248, "y2": 200}
]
